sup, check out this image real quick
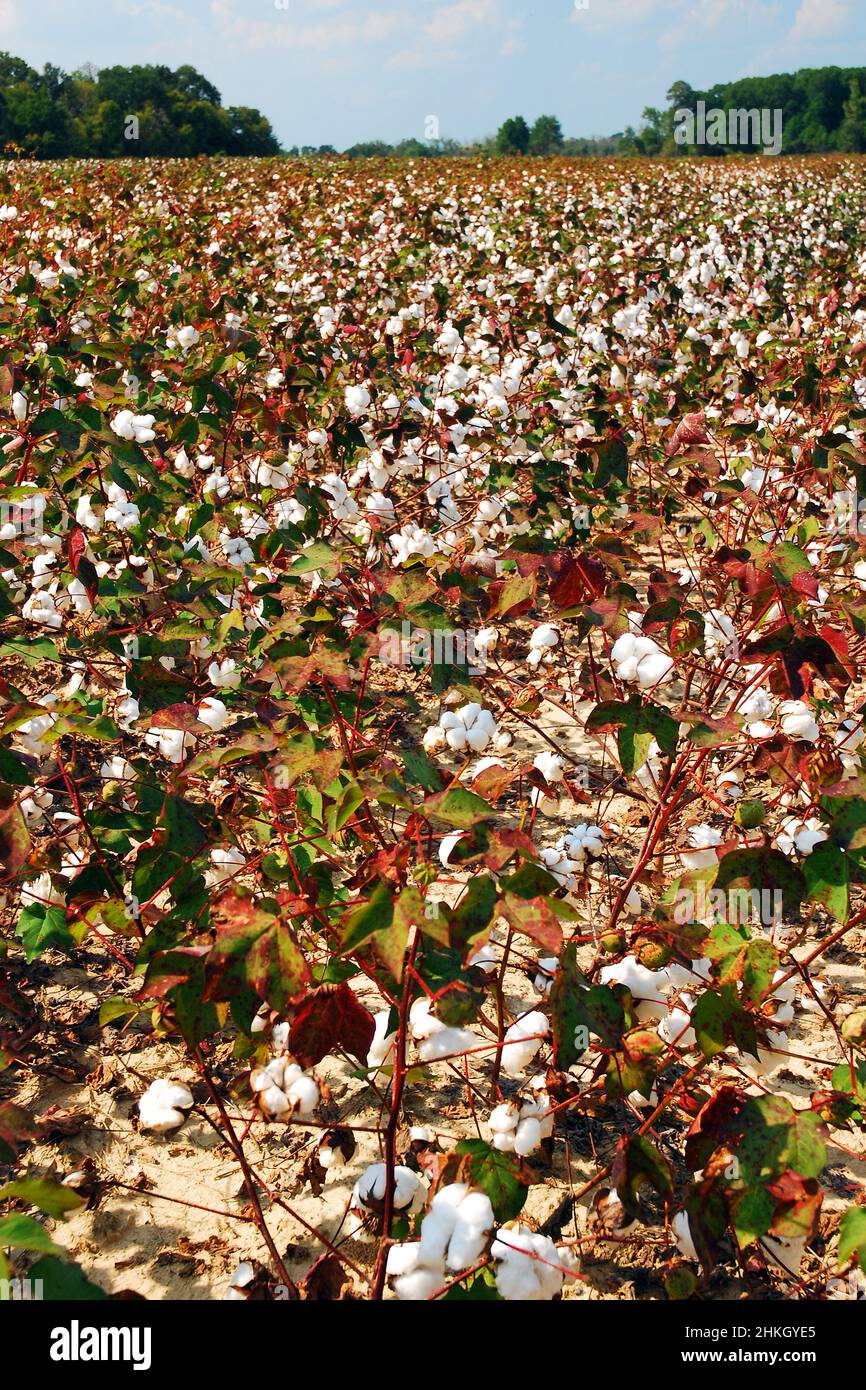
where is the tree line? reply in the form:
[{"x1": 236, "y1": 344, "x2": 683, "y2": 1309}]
[
  {"x1": 0, "y1": 55, "x2": 280, "y2": 157},
  {"x1": 1, "y1": 56, "x2": 864, "y2": 160}
]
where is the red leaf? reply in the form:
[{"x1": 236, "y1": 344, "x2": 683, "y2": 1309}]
[{"x1": 289, "y1": 983, "x2": 375, "y2": 1067}]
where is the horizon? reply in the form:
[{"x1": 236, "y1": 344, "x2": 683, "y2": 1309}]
[{"x1": 0, "y1": 0, "x2": 863, "y2": 150}]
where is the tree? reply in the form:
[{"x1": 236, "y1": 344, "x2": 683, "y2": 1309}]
[
  {"x1": 496, "y1": 115, "x2": 530, "y2": 155},
  {"x1": 529, "y1": 114, "x2": 563, "y2": 156},
  {"x1": 838, "y1": 77, "x2": 866, "y2": 153}
]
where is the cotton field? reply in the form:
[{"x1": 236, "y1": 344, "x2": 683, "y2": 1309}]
[{"x1": 1, "y1": 155, "x2": 866, "y2": 1303}]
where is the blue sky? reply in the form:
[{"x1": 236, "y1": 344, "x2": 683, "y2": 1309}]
[{"x1": 1, "y1": 0, "x2": 864, "y2": 148}]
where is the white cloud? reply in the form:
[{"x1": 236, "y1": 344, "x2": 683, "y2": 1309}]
[
  {"x1": 424, "y1": 0, "x2": 496, "y2": 44},
  {"x1": 0, "y1": 0, "x2": 15, "y2": 33},
  {"x1": 791, "y1": 0, "x2": 848, "y2": 40},
  {"x1": 210, "y1": 0, "x2": 410, "y2": 51}
]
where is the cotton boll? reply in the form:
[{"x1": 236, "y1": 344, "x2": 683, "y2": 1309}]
[
  {"x1": 394, "y1": 1266, "x2": 445, "y2": 1301},
  {"x1": 198, "y1": 697, "x2": 228, "y2": 732},
  {"x1": 492, "y1": 1224, "x2": 565, "y2": 1300},
  {"x1": 283, "y1": 1066, "x2": 319, "y2": 1116},
  {"x1": 533, "y1": 750, "x2": 564, "y2": 784},
  {"x1": 208, "y1": 658, "x2": 241, "y2": 690},
  {"x1": 500, "y1": 1011, "x2": 548, "y2": 1077},
  {"x1": 144, "y1": 726, "x2": 195, "y2": 764},
  {"x1": 778, "y1": 700, "x2": 819, "y2": 742},
  {"x1": 561, "y1": 822, "x2": 605, "y2": 865},
  {"x1": 673, "y1": 1211, "x2": 698, "y2": 1261},
  {"x1": 367, "y1": 1010, "x2": 397, "y2": 1071},
  {"x1": 680, "y1": 823, "x2": 722, "y2": 871},
  {"x1": 438, "y1": 831, "x2": 465, "y2": 866},
  {"x1": 776, "y1": 816, "x2": 827, "y2": 857},
  {"x1": 354, "y1": 1162, "x2": 426, "y2": 1214},
  {"x1": 139, "y1": 1078, "x2": 194, "y2": 1133}
]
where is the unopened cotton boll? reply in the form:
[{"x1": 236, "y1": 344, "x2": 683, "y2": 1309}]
[{"x1": 139, "y1": 1078, "x2": 194, "y2": 1133}]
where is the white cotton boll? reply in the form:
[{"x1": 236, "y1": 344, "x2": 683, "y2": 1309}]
[
  {"x1": 260, "y1": 1083, "x2": 290, "y2": 1118},
  {"x1": 116, "y1": 695, "x2": 140, "y2": 730},
  {"x1": 636, "y1": 650, "x2": 675, "y2": 689},
  {"x1": 673, "y1": 1211, "x2": 698, "y2": 1261},
  {"x1": 658, "y1": 1001, "x2": 696, "y2": 1048},
  {"x1": 355, "y1": 1163, "x2": 425, "y2": 1213},
  {"x1": 176, "y1": 325, "x2": 200, "y2": 350},
  {"x1": 11, "y1": 390, "x2": 27, "y2": 422},
  {"x1": 680, "y1": 823, "x2": 722, "y2": 871},
  {"x1": 197, "y1": 697, "x2": 228, "y2": 732},
  {"x1": 779, "y1": 700, "x2": 819, "y2": 742},
  {"x1": 394, "y1": 1267, "x2": 445, "y2": 1301},
  {"x1": 345, "y1": 384, "x2": 371, "y2": 417},
  {"x1": 139, "y1": 1078, "x2": 194, "y2": 1133},
  {"x1": 500, "y1": 1012, "x2": 548, "y2": 1077},
  {"x1": 600, "y1": 955, "x2": 665, "y2": 1001},
  {"x1": 776, "y1": 816, "x2": 827, "y2": 857},
  {"x1": 145, "y1": 726, "x2": 195, "y2": 764},
  {"x1": 386, "y1": 1242, "x2": 422, "y2": 1278},
  {"x1": 763, "y1": 1234, "x2": 807, "y2": 1276},
  {"x1": 208, "y1": 658, "x2": 241, "y2": 690},
  {"x1": 533, "y1": 751, "x2": 564, "y2": 784},
  {"x1": 208, "y1": 846, "x2": 245, "y2": 884},
  {"x1": 418, "y1": 1025, "x2": 479, "y2": 1063},
  {"x1": 418, "y1": 1203, "x2": 459, "y2": 1269},
  {"x1": 514, "y1": 1116, "x2": 543, "y2": 1156},
  {"x1": 438, "y1": 831, "x2": 465, "y2": 867},
  {"x1": 367, "y1": 1010, "x2": 397, "y2": 1071},
  {"x1": 492, "y1": 1225, "x2": 564, "y2": 1300},
  {"x1": 284, "y1": 1071, "x2": 319, "y2": 1116},
  {"x1": 75, "y1": 494, "x2": 101, "y2": 531},
  {"x1": 562, "y1": 822, "x2": 604, "y2": 864}
]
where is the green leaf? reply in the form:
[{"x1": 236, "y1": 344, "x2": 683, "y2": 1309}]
[
  {"x1": 423, "y1": 786, "x2": 495, "y2": 829},
  {"x1": 692, "y1": 985, "x2": 758, "y2": 1059},
  {"x1": 612, "y1": 1133, "x2": 673, "y2": 1222},
  {"x1": 838, "y1": 1206, "x2": 866, "y2": 1273},
  {"x1": 804, "y1": 841, "x2": 849, "y2": 923},
  {"x1": 0, "y1": 1177, "x2": 83, "y2": 1219},
  {"x1": 455, "y1": 1139, "x2": 527, "y2": 1222},
  {"x1": 28, "y1": 1256, "x2": 108, "y2": 1301},
  {"x1": 585, "y1": 696, "x2": 677, "y2": 773},
  {"x1": 0, "y1": 1213, "x2": 61, "y2": 1255},
  {"x1": 341, "y1": 881, "x2": 394, "y2": 952},
  {"x1": 15, "y1": 904, "x2": 74, "y2": 963}
]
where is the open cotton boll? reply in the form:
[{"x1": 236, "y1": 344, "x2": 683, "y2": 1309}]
[
  {"x1": 144, "y1": 726, "x2": 195, "y2": 764},
  {"x1": 600, "y1": 954, "x2": 667, "y2": 1002},
  {"x1": 533, "y1": 750, "x2": 565, "y2": 784},
  {"x1": 610, "y1": 632, "x2": 674, "y2": 688},
  {"x1": 500, "y1": 1011, "x2": 549, "y2": 1077},
  {"x1": 776, "y1": 815, "x2": 828, "y2": 857},
  {"x1": 680, "y1": 823, "x2": 722, "y2": 871},
  {"x1": 561, "y1": 822, "x2": 605, "y2": 865},
  {"x1": 527, "y1": 623, "x2": 560, "y2": 668},
  {"x1": 763, "y1": 1234, "x2": 808, "y2": 1276},
  {"x1": 223, "y1": 1261, "x2": 257, "y2": 1300},
  {"x1": 658, "y1": 997, "x2": 696, "y2": 1048},
  {"x1": 492, "y1": 1224, "x2": 567, "y2": 1300},
  {"x1": 673, "y1": 1211, "x2": 698, "y2": 1261},
  {"x1": 438, "y1": 830, "x2": 466, "y2": 868},
  {"x1": 354, "y1": 1163, "x2": 426, "y2": 1214},
  {"x1": 197, "y1": 697, "x2": 228, "y2": 732},
  {"x1": 533, "y1": 954, "x2": 559, "y2": 994},
  {"x1": 139, "y1": 1078, "x2": 194, "y2": 1133},
  {"x1": 367, "y1": 1010, "x2": 397, "y2": 1072},
  {"x1": 538, "y1": 846, "x2": 577, "y2": 889},
  {"x1": 208, "y1": 845, "x2": 245, "y2": 885},
  {"x1": 778, "y1": 700, "x2": 819, "y2": 742}
]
